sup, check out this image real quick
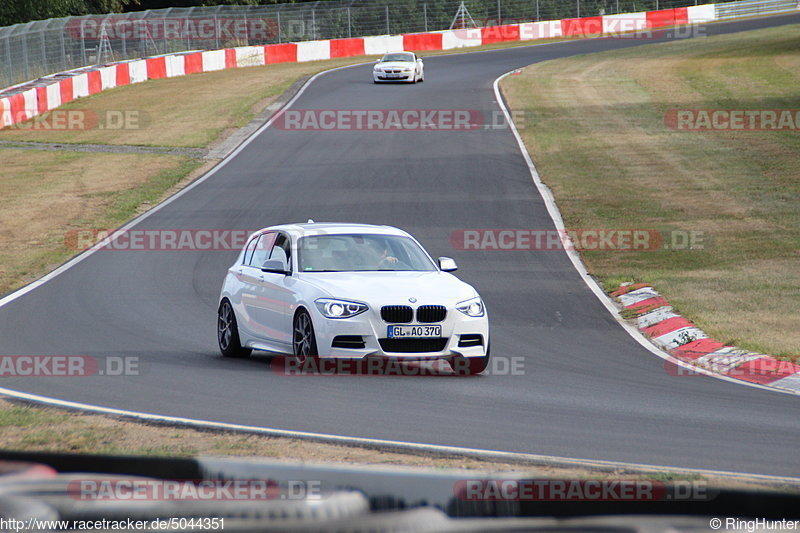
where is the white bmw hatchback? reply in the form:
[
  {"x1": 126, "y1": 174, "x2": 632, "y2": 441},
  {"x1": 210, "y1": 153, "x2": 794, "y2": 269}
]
[{"x1": 217, "y1": 222, "x2": 490, "y2": 374}]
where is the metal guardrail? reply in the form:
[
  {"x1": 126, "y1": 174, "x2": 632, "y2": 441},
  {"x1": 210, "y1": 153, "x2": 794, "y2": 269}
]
[
  {"x1": 0, "y1": 0, "x2": 718, "y2": 89},
  {"x1": 715, "y1": 0, "x2": 799, "y2": 18}
]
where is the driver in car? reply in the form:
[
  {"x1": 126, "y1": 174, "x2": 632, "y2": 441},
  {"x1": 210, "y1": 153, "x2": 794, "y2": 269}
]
[{"x1": 363, "y1": 238, "x2": 398, "y2": 269}]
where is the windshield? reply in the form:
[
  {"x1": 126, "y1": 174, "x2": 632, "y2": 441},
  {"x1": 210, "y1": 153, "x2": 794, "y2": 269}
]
[
  {"x1": 298, "y1": 234, "x2": 437, "y2": 272},
  {"x1": 381, "y1": 53, "x2": 415, "y2": 62}
]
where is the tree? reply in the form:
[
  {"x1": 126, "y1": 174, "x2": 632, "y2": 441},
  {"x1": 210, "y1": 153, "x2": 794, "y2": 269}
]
[{"x1": 0, "y1": 0, "x2": 139, "y2": 26}]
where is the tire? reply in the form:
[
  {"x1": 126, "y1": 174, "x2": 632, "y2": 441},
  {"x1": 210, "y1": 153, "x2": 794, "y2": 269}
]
[
  {"x1": 218, "y1": 300, "x2": 251, "y2": 358},
  {"x1": 293, "y1": 309, "x2": 318, "y2": 364},
  {"x1": 449, "y1": 343, "x2": 490, "y2": 376}
]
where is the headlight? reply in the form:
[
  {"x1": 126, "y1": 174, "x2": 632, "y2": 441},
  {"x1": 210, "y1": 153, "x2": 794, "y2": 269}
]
[
  {"x1": 373, "y1": 65, "x2": 382, "y2": 71},
  {"x1": 456, "y1": 297, "x2": 485, "y2": 317},
  {"x1": 401, "y1": 67, "x2": 412, "y2": 72},
  {"x1": 315, "y1": 298, "x2": 368, "y2": 319}
]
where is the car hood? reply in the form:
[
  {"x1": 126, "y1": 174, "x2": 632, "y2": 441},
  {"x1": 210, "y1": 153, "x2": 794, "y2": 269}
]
[
  {"x1": 376, "y1": 61, "x2": 415, "y2": 69},
  {"x1": 297, "y1": 271, "x2": 478, "y2": 307}
]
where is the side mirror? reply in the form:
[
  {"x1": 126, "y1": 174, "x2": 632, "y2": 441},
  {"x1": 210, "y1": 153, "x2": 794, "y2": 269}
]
[
  {"x1": 438, "y1": 257, "x2": 457, "y2": 272},
  {"x1": 261, "y1": 259, "x2": 289, "y2": 275}
]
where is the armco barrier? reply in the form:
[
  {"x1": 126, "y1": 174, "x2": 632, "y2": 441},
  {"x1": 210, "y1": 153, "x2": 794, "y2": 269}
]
[
  {"x1": 297, "y1": 40, "x2": 332, "y2": 62},
  {"x1": 266, "y1": 43, "x2": 298, "y2": 64},
  {"x1": 129, "y1": 60, "x2": 148, "y2": 83},
  {"x1": 519, "y1": 21, "x2": 564, "y2": 39},
  {"x1": 0, "y1": 2, "x2": 760, "y2": 131},
  {"x1": 331, "y1": 38, "x2": 366, "y2": 59},
  {"x1": 235, "y1": 46, "x2": 266, "y2": 67},
  {"x1": 480, "y1": 24, "x2": 521, "y2": 45},
  {"x1": 603, "y1": 13, "x2": 648, "y2": 33},
  {"x1": 716, "y1": 0, "x2": 798, "y2": 18},
  {"x1": 441, "y1": 29, "x2": 483, "y2": 49},
  {"x1": 403, "y1": 32, "x2": 443, "y2": 51},
  {"x1": 363, "y1": 35, "x2": 404, "y2": 55},
  {"x1": 647, "y1": 7, "x2": 689, "y2": 27}
]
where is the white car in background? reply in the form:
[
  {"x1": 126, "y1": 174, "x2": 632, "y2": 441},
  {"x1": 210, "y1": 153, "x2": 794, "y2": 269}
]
[
  {"x1": 373, "y1": 52, "x2": 424, "y2": 83},
  {"x1": 217, "y1": 222, "x2": 489, "y2": 374}
]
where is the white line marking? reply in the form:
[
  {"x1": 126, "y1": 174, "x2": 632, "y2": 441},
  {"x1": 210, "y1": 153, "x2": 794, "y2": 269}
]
[
  {"x1": 0, "y1": 63, "x2": 363, "y2": 309},
  {"x1": 491, "y1": 71, "x2": 798, "y2": 398},
  {"x1": 771, "y1": 373, "x2": 800, "y2": 393},
  {"x1": 0, "y1": 14, "x2": 780, "y2": 306},
  {"x1": 0, "y1": 27, "x2": 797, "y2": 477},
  {"x1": 1, "y1": 386, "x2": 797, "y2": 484}
]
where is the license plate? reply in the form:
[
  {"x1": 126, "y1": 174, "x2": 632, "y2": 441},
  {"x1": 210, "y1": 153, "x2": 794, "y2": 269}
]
[
  {"x1": 386, "y1": 73, "x2": 400, "y2": 78},
  {"x1": 388, "y1": 325, "x2": 441, "y2": 338}
]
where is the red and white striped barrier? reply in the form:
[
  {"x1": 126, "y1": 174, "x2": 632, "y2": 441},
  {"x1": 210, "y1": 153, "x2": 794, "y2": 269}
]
[
  {"x1": 363, "y1": 35, "x2": 404, "y2": 55},
  {"x1": 0, "y1": 4, "x2": 717, "y2": 130},
  {"x1": 613, "y1": 283, "x2": 800, "y2": 392}
]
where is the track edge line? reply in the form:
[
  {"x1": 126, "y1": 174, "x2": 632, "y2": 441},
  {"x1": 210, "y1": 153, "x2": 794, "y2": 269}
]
[
  {"x1": 0, "y1": 386, "x2": 796, "y2": 485},
  {"x1": 491, "y1": 71, "x2": 798, "y2": 398}
]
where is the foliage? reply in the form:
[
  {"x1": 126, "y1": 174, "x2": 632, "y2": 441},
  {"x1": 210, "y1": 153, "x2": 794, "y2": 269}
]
[{"x1": 0, "y1": 0, "x2": 138, "y2": 26}]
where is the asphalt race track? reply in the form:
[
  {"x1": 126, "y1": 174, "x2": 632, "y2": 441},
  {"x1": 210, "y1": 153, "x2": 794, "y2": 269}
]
[{"x1": 1, "y1": 13, "x2": 799, "y2": 477}]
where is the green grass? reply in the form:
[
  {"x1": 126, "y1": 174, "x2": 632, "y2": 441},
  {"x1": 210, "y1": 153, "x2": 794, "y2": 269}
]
[
  {"x1": 502, "y1": 25, "x2": 800, "y2": 357},
  {"x1": 0, "y1": 58, "x2": 366, "y2": 147},
  {"x1": 1, "y1": 22, "x2": 798, "y2": 464},
  {"x1": 0, "y1": 150, "x2": 199, "y2": 296},
  {"x1": 0, "y1": 405, "x2": 69, "y2": 427}
]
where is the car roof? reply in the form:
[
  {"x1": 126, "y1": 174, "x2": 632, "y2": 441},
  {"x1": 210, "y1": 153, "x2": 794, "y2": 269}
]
[{"x1": 260, "y1": 222, "x2": 410, "y2": 238}]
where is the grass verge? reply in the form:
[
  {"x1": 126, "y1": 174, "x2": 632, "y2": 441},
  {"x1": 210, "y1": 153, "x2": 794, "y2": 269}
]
[
  {"x1": 502, "y1": 24, "x2": 800, "y2": 357},
  {"x1": 0, "y1": 47, "x2": 535, "y2": 468},
  {"x1": 0, "y1": 398, "x2": 541, "y2": 468},
  {"x1": 1, "y1": 398, "x2": 788, "y2": 490},
  {"x1": 0, "y1": 150, "x2": 201, "y2": 295},
  {"x1": 1, "y1": 27, "x2": 797, "y2": 467},
  {"x1": 0, "y1": 58, "x2": 375, "y2": 296},
  {"x1": 0, "y1": 41, "x2": 580, "y2": 297},
  {"x1": 0, "y1": 37, "x2": 585, "y2": 148},
  {"x1": 0, "y1": 58, "x2": 371, "y2": 147}
]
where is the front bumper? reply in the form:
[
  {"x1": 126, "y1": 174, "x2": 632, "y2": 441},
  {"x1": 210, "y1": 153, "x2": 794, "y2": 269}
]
[
  {"x1": 373, "y1": 71, "x2": 415, "y2": 82},
  {"x1": 310, "y1": 304, "x2": 489, "y2": 359}
]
